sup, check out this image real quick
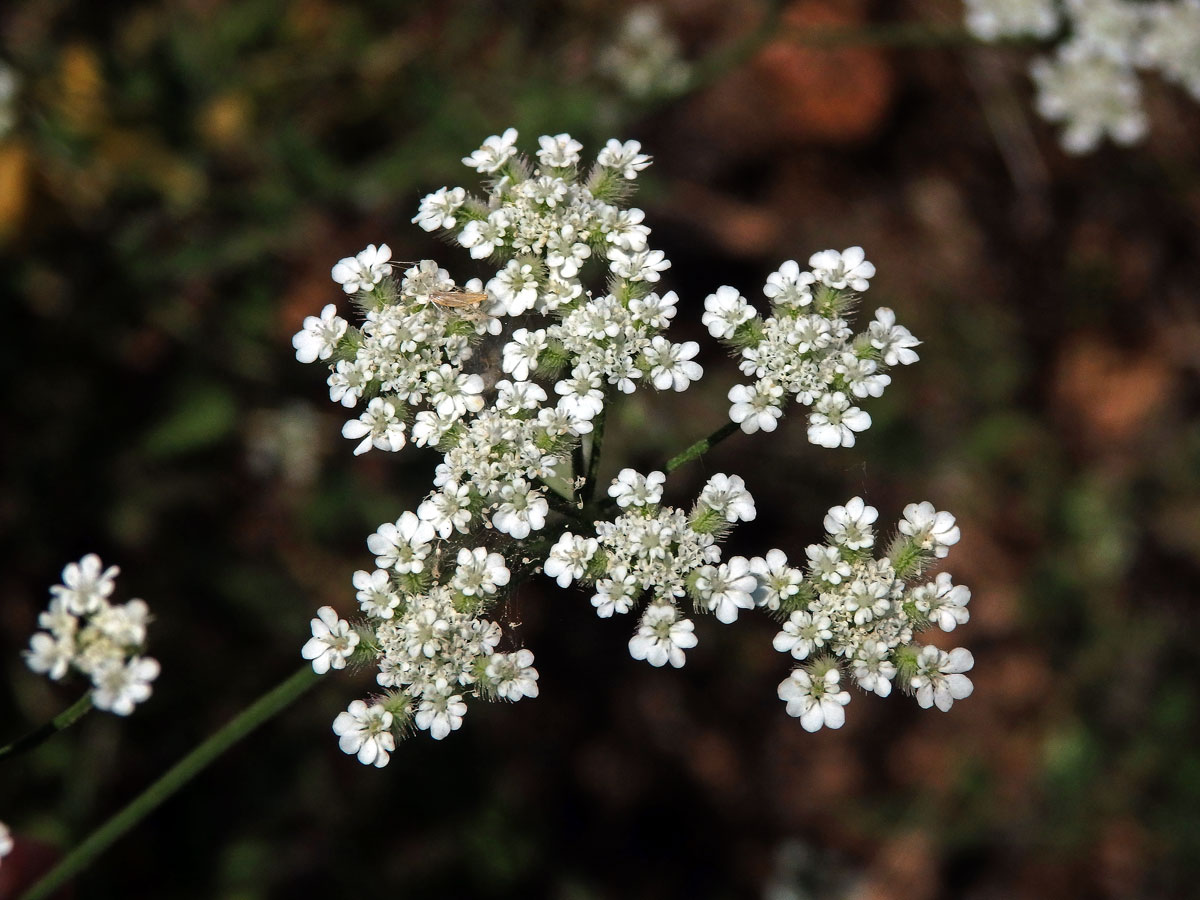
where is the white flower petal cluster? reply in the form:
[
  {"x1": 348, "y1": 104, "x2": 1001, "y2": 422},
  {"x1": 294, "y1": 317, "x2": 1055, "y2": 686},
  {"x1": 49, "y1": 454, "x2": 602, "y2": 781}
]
[
  {"x1": 966, "y1": 0, "x2": 1200, "y2": 153},
  {"x1": 547, "y1": 470, "x2": 757, "y2": 667},
  {"x1": 25, "y1": 554, "x2": 160, "y2": 716},
  {"x1": 314, "y1": 539, "x2": 537, "y2": 763},
  {"x1": 713, "y1": 250, "x2": 917, "y2": 446},
  {"x1": 767, "y1": 499, "x2": 974, "y2": 729},
  {"x1": 596, "y1": 6, "x2": 691, "y2": 99}
]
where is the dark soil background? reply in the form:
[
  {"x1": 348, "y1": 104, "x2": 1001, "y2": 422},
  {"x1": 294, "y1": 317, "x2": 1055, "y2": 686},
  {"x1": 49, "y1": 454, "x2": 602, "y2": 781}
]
[{"x1": 2, "y1": 1, "x2": 1199, "y2": 898}]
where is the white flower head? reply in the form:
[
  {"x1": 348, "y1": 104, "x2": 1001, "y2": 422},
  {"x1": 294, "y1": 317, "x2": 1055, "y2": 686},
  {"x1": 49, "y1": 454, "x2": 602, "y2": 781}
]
[
  {"x1": 703, "y1": 285, "x2": 755, "y2": 339},
  {"x1": 852, "y1": 640, "x2": 897, "y2": 697},
  {"x1": 695, "y1": 556, "x2": 757, "y2": 624},
  {"x1": 367, "y1": 511, "x2": 436, "y2": 573},
  {"x1": 486, "y1": 648, "x2": 540, "y2": 701},
  {"x1": 462, "y1": 127, "x2": 519, "y2": 174},
  {"x1": 331, "y1": 243, "x2": 392, "y2": 294},
  {"x1": 749, "y1": 549, "x2": 803, "y2": 609},
  {"x1": 50, "y1": 554, "x2": 120, "y2": 616},
  {"x1": 728, "y1": 381, "x2": 784, "y2": 434},
  {"x1": 342, "y1": 398, "x2": 407, "y2": 456},
  {"x1": 772, "y1": 610, "x2": 833, "y2": 660},
  {"x1": 808, "y1": 246, "x2": 875, "y2": 292},
  {"x1": 597, "y1": 138, "x2": 652, "y2": 178},
  {"x1": 899, "y1": 501, "x2": 961, "y2": 558},
  {"x1": 412, "y1": 186, "x2": 467, "y2": 232},
  {"x1": 536, "y1": 133, "x2": 583, "y2": 168},
  {"x1": 763, "y1": 260, "x2": 815, "y2": 309},
  {"x1": 353, "y1": 569, "x2": 401, "y2": 619},
  {"x1": 544, "y1": 533, "x2": 599, "y2": 588},
  {"x1": 608, "y1": 468, "x2": 666, "y2": 509},
  {"x1": 452, "y1": 547, "x2": 511, "y2": 597},
  {"x1": 90, "y1": 656, "x2": 160, "y2": 716},
  {"x1": 302, "y1": 606, "x2": 360, "y2": 674},
  {"x1": 333, "y1": 699, "x2": 395, "y2": 766},
  {"x1": 698, "y1": 473, "x2": 756, "y2": 523},
  {"x1": 628, "y1": 603, "x2": 697, "y2": 668},
  {"x1": 911, "y1": 646, "x2": 975, "y2": 712},
  {"x1": 777, "y1": 667, "x2": 852, "y2": 732},
  {"x1": 415, "y1": 679, "x2": 468, "y2": 740},
  {"x1": 293, "y1": 303, "x2": 348, "y2": 364},
  {"x1": 807, "y1": 391, "x2": 871, "y2": 448},
  {"x1": 824, "y1": 497, "x2": 878, "y2": 550}
]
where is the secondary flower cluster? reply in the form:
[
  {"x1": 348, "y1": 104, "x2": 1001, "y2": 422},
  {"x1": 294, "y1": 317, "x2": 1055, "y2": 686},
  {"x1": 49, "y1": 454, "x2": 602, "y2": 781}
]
[
  {"x1": 24, "y1": 554, "x2": 160, "y2": 716},
  {"x1": 597, "y1": 5, "x2": 691, "y2": 100},
  {"x1": 545, "y1": 469, "x2": 757, "y2": 667},
  {"x1": 766, "y1": 498, "x2": 973, "y2": 731},
  {"x1": 303, "y1": 537, "x2": 537, "y2": 764},
  {"x1": 964, "y1": 0, "x2": 1200, "y2": 153},
  {"x1": 706, "y1": 248, "x2": 919, "y2": 446}
]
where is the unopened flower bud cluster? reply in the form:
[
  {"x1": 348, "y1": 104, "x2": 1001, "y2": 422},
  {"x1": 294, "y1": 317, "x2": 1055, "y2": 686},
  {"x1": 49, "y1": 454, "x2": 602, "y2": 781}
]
[
  {"x1": 768, "y1": 498, "x2": 973, "y2": 731},
  {"x1": 24, "y1": 555, "x2": 160, "y2": 716},
  {"x1": 706, "y1": 248, "x2": 920, "y2": 446},
  {"x1": 546, "y1": 470, "x2": 758, "y2": 667},
  {"x1": 964, "y1": 0, "x2": 1200, "y2": 153}
]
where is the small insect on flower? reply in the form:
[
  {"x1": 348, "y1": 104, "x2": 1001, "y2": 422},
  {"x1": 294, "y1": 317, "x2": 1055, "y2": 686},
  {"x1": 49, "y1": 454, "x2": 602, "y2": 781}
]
[{"x1": 429, "y1": 288, "x2": 490, "y2": 310}]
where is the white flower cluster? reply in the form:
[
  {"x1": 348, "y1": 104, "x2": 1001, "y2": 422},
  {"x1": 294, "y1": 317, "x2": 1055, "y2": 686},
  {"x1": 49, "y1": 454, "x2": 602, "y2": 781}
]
[
  {"x1": 597, "y1": 5, "x2": 691, "y2": 99},
  {"x1": 306, "y1": 537, "x2": 537, "y2": 765},
  {"x1": 545, "y1": 469, "x2": 758, "y2": 668},
  {"x1": 768, "y1": 498, "x2": 973, "y2": 731},
  {"x1": 965, "y1": 0, "x2": 1200, "y2": 153},
  {"x1": 708, "y1": 248, "x2": 919, "y2": 447},
  {"x1": 24, "y1": 554, "x2": 160, "y2": 716}
]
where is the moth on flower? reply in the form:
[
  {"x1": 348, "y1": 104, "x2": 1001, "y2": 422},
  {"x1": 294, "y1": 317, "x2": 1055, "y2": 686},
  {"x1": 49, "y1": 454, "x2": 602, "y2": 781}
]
[{"x1": 429, "y1": 288, "x2": 490, "y2": 310}]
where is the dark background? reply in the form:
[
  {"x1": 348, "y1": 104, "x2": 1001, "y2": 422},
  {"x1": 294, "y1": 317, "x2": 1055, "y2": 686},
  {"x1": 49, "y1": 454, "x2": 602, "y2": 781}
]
[{"x1": 2, "y1": 1, "x2": 1199, "y2": 898}]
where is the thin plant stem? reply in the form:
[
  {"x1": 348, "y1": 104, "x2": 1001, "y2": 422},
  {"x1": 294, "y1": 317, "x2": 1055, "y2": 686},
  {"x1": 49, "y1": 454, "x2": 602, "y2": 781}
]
[
  {"x1": 583, "y1": 404, "x2": 608, "y2": 502},
  {"x1": 0, "y1": 692, "x2": 93, "y2": 762},
  {"x1": 20, "y1": 665, "x2": 320, "y2": 900},
  {"x1": 665, "y1": 421, "x2": 741, "y2": 474}
]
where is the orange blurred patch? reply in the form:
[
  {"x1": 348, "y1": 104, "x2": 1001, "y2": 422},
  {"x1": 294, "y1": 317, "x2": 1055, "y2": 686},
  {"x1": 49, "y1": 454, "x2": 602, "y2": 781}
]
[
  {"x1": 1053, "y1": 334, "x2": 1173, "y2": 450},
  {"x1": 0, "y1": 140, "x2": 31, "y2": 240},
  {"x1": 752, "y1": 0, "x2": 894, "y2": 143}
]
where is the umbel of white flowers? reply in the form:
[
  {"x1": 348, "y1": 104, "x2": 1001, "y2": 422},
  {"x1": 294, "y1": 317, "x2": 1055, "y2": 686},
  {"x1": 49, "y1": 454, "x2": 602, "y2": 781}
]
[
  {"x1": 292, "y1": 130, "x2": 970, "y2": 764},
  {"x1": 963, "y1": 0, "x2": 1200, "y2": 153},
  {"x1": 24, "y1": 554, "x2": 160, "y2": 716}
]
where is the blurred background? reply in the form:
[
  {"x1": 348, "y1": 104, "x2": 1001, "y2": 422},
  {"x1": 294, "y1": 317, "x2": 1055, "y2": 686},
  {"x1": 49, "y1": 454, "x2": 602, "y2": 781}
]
[{"x1": 2, "y1": 0, "x2": 1199, "y2": 898}]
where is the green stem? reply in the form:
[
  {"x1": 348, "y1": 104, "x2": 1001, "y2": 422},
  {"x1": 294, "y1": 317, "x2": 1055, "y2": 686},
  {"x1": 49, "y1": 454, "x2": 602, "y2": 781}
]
[
  {"x1": 583, "y1": 404, "x2": 608, "y2": 503},
  {"x1": 20, "y1": 665, "x2": 320, "y2": 900},
  {"x1": 665, "y1": 421, "x2": 741, "y2": 474},
  {"x1": 0, "y1": 692, "x2": 93, "y2": 762}
]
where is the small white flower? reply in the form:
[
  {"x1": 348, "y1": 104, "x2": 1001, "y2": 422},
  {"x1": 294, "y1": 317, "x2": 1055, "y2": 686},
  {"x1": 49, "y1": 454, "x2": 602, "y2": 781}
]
[
  {"x1": 1030, "y1": 42, "x2": 1148, "y2": 154},
  {"x1": 91, "y1": 598, "x2": 150, "y2": 646},
  {"x1": 333, "y1": 699, "x2": 395, "y2": 766},
  {"x1": 90, "y1": 656, "x2": 160, "y2": 716},
  {"x1": 807, "y1": 392, "x2": 871, "y2": 448},
  {"x1": 50, "y1": 554, "x2": 120, "y2": 616},
  {"x1": 0, "y1": 820, "x2": 11, "y2": 866},
  {"x1": 486, "y1": 648, "x2": 540, "y2": 701},
  {"x1": 591, "y1": 566, "x2": 638, "y2": 617},
  {"x1": 911, "y1": 572, "x2": 971, "y2": 632},
  {"x1": 25, "y1": 631, "x2": 75, "y2": 680},
  {"x1": 777, "y1": 667, "x2": 852, "y2": 732},
  {"x1": 412, "y1": 186, "x2": 467, "y2": 232},
  {"x1": 628, "y1": 603, "x2": 697, "y2": 668},
  {"x1": 491, "y1": 481, "x2": 549, "y2": 539},
  {"x1": 728, "y1": 381, "x2": 784, "y2": 434},
  {"x1": 749, "y1": 549, "x2": 803, "y2": 609},
  {"x1": 695, "y1": 557, "x2": 757, "y2": 624},
  {"x1": 607, "y1": 246, "x2": 670, "y2": 283},
  {"x1": 459, "y1": 210, "x2": 509, "y2": 259},
  {"x1": 462, "y1": 127, "x2": 519, "y2": 174},
  {"x1": 544, "y1": 533, "x2": 599, "y2": 588},
  {"x1": 415, "y1": 680, "x2": 468, "y2": 740},
  {"x1": 597, "y1": 138, "x2": 652, "y2": 178},
  {"x1": 353, "y1": 569, "x2": 401, "y2": 619},
  {"x1": 963, "y1": 0, "x2": 1060, "y2": 41},
  {"x1": 555, "y1": 365, "x2": 606, "y2": 420},
  {"x1": 342, "y1": 397, "x2": 406, "y2": 456},
  {"x1": 417, "y1": 483, "x2": 473, "y2": 538},
  {"x1": 899, "y1": 501, "x2": 961, "y2": 558},
  {"x1": 808, "y1": 246, "x2": 875, "y2": 292},
  {"x1": 644, "y1": 337, "x2": 702, "y2": 391},
  {"x1": 488, "y1": 260, "x2": 540, "y2": 316},
  {"x1": 302, "y1": 606, "x2": 360, "y2": 674},
  {"x1": 502, "y1": 328, "x2": 548, "y2": 381},
  {"x1": 911, "y1": 646, "x2": 975, "y2": 712},
  {"x1": 824, "y1": 497, "x2": 878, "y2": 550},
  {"x1": 806, "y1": 544, "x2": 852, "y2": 584},
  {"x1": 331, "y1": 243, "x2": 392, "y2": 294},
  {"x1": 367, "y1": 511, "x2": 436, "y2": 573},
  {"x1": 763, "y1": 260, "x2": 815, "y2": 309},
  {"x1": 772, "y1": 610, "x2": 833, "y2": 660},
  {"x1": 702, "y1": 285, "x2": 755, "y2": 339},
  {"x1": 452, "y1": 547, "x2": 511, "y2": 597},
  {"x1": 851, "y1": 640, "x2": 897, "y2": 697},
  {"x1": 608, "y1": 468, "x2": 665, "y2": 508},
  {"x1": 292, "y1": 303, "x2": 348, "y2": 364},
  {"x1": 698, "y1": 473, "x2": 756, "y2": 523},
  {"x1": 868, "y1": 308, "x2": 920, "y2": 366},
  {"x1": 536, "y1": 132, "x2": 583, "y2": 168}
]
